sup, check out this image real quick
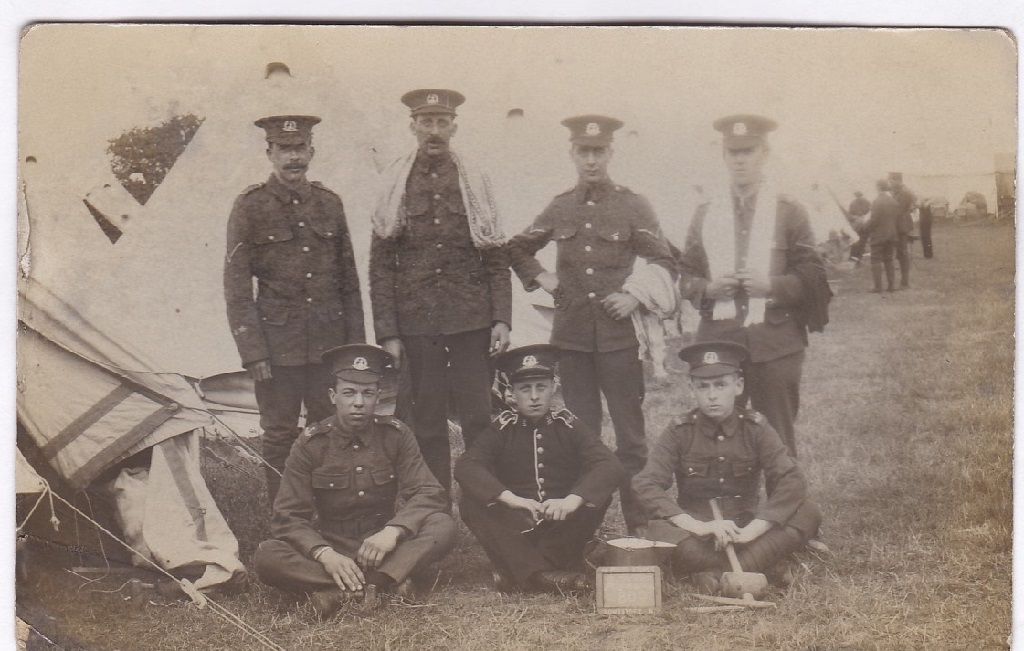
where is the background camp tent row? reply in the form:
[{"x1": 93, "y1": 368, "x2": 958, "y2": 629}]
[{"x1": 15, "y1": 26, "x2": 1016, "y2": 585}]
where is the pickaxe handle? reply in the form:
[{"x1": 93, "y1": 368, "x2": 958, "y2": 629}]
[{"x1": 709, "y1": 497, "x2": 744, "y2": 574}]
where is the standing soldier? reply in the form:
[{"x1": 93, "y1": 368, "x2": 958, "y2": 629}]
[
  {"x1": 224, "y1": 115, "x2": 365, "y2": 505},
  {"x1": 866, "y1": 179, "x2": 900, "y2": 293},
  {"x1": 673, "y1": 114, "x2": 831, "y2": 458},
  {"x1": 846, "y1": 190, "x2": 871, "y2": 265},
  {"x1": 889, "y1": 171, "x2": 916, "y2": 289},
  {"x1": 508, "y1": 115, "x2": 676, "y2": 536},
  {"x1": 370, "y1": 89, "x2": 511, "y2": 496}
]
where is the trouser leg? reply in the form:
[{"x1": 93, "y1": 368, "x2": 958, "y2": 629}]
[
  {"x1": 647, "y1": 520, "x2": 726, "y2": 575},
  {"x1": 883, "y1": 243, "x2": 896, "y2": 290},
  {"x1": 870, "y1": 257, "x2": 884, "y2": 291},
  {"x1": 378, "y1": 512, "x2": 458, "y2": 584},
  {"x1": 446, "y1": 329, "x2": 495, "y2": 452},
  {"x1": 597, "y1": 347, "x2": 648, "y2": 530},
  {"x1": 558, "y1": 350, "x2": 603, "y2": 434},
  {"x1": 404, "y1": 335, "x2": 453, "y2": 491},
  {"x1": 895, "y1": 234, "x2": 911, "y2": 287},
  {"x1": 745, "y1": 351, "x2": 804, "y2": 458},
  {"x1": 920, "y1": 216, "x2": 933, "y2": 258},
  {"x1": 255, "y1": 365, "x2": 305, "y2": 505},
  {"x1": 253, "y1": 538, "x2": 354, "y2": 593},
  {"x1": 460, "y1": 495, "x2": 554, "y2": 585},
  {"x1": 302, "y1": 362, "x2": 334, "y2": 426},
  {"x1": 534, "y1": 500, "x2": 610, "y2": 571}
]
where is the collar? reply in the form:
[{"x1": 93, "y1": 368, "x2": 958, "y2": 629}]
[
  {"x1": 574, "y1": 178, "x2": 614, "y2": 204},
  {"x1": 413, "y1": 150, "x2": 454, "y2": 174},
  {"x1": 266, "y1": 173, "x2": 312, "y2": 204},
  {"x1": 696, "y1": 410, "x2": 741, "y2": 439},
  {"x1": 731, "y1": 179, "x2": 765, "y2": 211},
  {"x1": 331, "y1": 418, "x2": 369, "y2": 448}
]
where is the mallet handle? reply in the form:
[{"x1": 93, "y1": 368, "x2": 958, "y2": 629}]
[{"x1": 709, "y1": 497, "x2": 744, "y2": 574}]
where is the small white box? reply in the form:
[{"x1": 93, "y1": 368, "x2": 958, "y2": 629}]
[{"x1": 595, "y1": 565, "x2": 662, "y2": 614}]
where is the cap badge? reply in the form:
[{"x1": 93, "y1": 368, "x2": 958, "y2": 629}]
[
  {"x1": 283, "y1": 120, "x2": 298, "y2": 132},
  {"x1": 732, "y1": 122, "x2": 747, "y2": 136},
  {"x1": 523, "y1": 355, "x2": 538, "y2": 367},
  {"x1": 586, "y1": 122, "x2": 600, "y2": 136},
  {"x1": 427, "y1": 93, "x2": 439, "y2": 104},
  {"x1": 353, "y1": 356, "x2": 369, "y2": 371},
  {"x1": 703, "y1": 351, "x2": 719, "y2": 364}
]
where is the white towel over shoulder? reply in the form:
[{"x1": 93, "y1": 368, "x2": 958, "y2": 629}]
[{"x1": 702, "y1": 180, "x2": 777, "y2": 326}]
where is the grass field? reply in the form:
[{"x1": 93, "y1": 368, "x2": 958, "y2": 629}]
[{"x1": 17, "y1": 221, "x2": 1014, "y2": 650}]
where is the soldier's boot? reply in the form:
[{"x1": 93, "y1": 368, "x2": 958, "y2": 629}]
[{"x1": 309, "y1": 589, "x2": 362, "y2": 619}]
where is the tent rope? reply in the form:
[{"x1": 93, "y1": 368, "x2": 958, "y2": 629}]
[
  {"x1": 45, "y1": 490, "x2": 284, "y2": 651},
  {"x1": 17, "y1": 482, "x2": 60, "y2": 533},
  {"x1": 209, "y1": 416, "x2": 282, "y2": 477}
]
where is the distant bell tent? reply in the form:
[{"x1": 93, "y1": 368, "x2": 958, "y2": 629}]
[
  {"x1": 264, "y1": 61, "x2": 292, "y2": 79},
  {"x1": 506, "y1": 108, "x2": 524, "y2": 120},
  {"x1": 25, "y1": 156, "x2": 36, "y2": 163}
]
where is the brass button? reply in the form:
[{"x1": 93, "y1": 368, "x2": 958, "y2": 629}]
[
  {"x1": 537, "y1": 463, "x2": 544, "y2": 469},
  {"x1": 433, "y1": 218, "x2": 440, "y2": 225},
  {"x1": 353, "y1": 445, "x2": 360, "y2": 451},
  {"x1": 302, "y1": 246, "x2": 310, "y2": 253},
  {"x1": 717, "y1": 435, "x2": 725, "y2": 442},
  {"x1": 586, "y1": 268, "x2": 594, "y2": 275},
  {"x1": 585, "y1": 245, "x2": 592, "y2": 252},
  {"x1": 588, "y1": 292, "x2": 596, "y2": 299},
  {"x1": 357, "y1": 490, "x2": 365, "y2": 497},
  {"x1": 326, "y1": 231, "x2": 333, "y2": 236},
  {"x1": 719, "y1": 478, "x2": 725, "y2": 484},
  {"x1": 435, "y1": 268, "x2": 442, "y2": 275},
  {"x1": 431, "y1": 172, "x2": 438, "y2": 179},
  {"x1": 436, "y1": 243, "x2": 443, "y2": 249},
  {"x1": 539, "y1": 491, "x2": 547, "y2": 498},
  {"x1": 328, "y1": 482, "x2": 334, "y2": 488},
  {"x1": 719, "y1": 457, "x2": 726, "y2": 462},
  {"x1": 538, "y1": 477, "x2": 545, "y2": 484},
  {"x1": 298, "y1": 221, "x2": 305, "y2": 227},
  {"x1": 292, "y1": 199, "x2": 299, "y2": 205},
  {"x1": 537, "y1": 447, "x2": 544, "y2": 454},
  {"x1": 586, "y1": 201, "x2": 595, "y2": 206},
  {"x1": 389, "y1": 474, "x2": 395, "y2": 480},
  {"x1": 268, "y1": 235, "x2": 275, "y2": 241},
  {"x1": 585, "y1": 222, "x2": 592, "y2": 229},
  {"x1": 535, "y1": 433, "x2": 543, "y2": 440},
  {"x1": 687, "y1": 467, "x2": 693, "y2": 472},
  {"x1": 356, "y1": 466, "x2": 364, "y2": 473},
  {"x1": 434, "y1": 194, "x2": 441, "y2": 200},
  {"x1": 306, "y1": 272, "x2": 313, "y2": 279},
  {"x1": 306, "y1": 297, "x2": 313, "y2": 303}
]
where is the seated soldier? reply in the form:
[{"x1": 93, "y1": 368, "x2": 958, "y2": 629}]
[
  {"x1": 632, "y1": 341, "x2": 821, "y2": 592},
  {"x1": 253, "y1": 344, "x2": 457, "y2": 616},
  {"x1": 454, "y1": 344, "x2": 626, "y2": 595}
]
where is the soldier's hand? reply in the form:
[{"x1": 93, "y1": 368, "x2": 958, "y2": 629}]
[
  {"x1": 245, "y1": 359, "x2": 273, "y2": 382},
  {"x1": 490, "y1": 322, "x2": 511, "y2": 355},
  {"x1": 733, "y1": 518, "x2": 772, "y2": 545},
  {"x1": 535, "y1": 271, "x2": 560, "y2": 296},
  {"x1": 704, "y1": 276, "x2": 741, "y2": 300},
  {"x1": 381, "y1": 338, "x2": 405, "y2": 370},
  {"x1": 318, "y1": 548, "x2": 365, "y2": 592},
  {"x1": 701, "y1": 519, "x2": 743, "y2": 552},
  {"x1": 496, "y1": 490, "x2": 544, "y2": 520},
  {"x1": 735, "y1": 270, "x2": 772, "y2": 298},
  {"x1": 602, "y1": 292, "x2": 641, "y2": 320},
  {"x1": 541, "y1": 494, "x2": 585, "y2": 521},
  {"x1": 357, "y1": 526, "x2": 402, "y2": 570}
]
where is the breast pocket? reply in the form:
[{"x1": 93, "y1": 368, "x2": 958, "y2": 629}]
[
  {"x1": 731, "y1": 458, "x2": 757, "y2": 478},
  {"x1": 312, "y1": 472, "x2": 351, "y2": 490},
  {"x1": 681, "y1": 459, "x2": 709, "y2": 478},
  {"x1": 252, "y1": 221, "x2": 295, "y2": 246},
  {"x1": 370, "y1": 468, "x2": 398, "y2": 503},
  {"x1": 595, "y1": 223, "x2": 633, "y2": 266}
]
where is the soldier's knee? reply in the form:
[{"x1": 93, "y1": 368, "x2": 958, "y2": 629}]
[
  {"x1": 253, "y1": 540, "x2": 291, "y2": 582},
  {"x1": 420, "y1": 512, "x2": 458, "y2": 552}
]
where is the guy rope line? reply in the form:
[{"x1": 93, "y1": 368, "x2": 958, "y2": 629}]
[{"x1": 44, "y1": 489, "x2": 285, "y2": 651}]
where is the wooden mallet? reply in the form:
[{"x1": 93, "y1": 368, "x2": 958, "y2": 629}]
[{"x1": 710, "y1": 497, "x2": 773, "y2": 606}]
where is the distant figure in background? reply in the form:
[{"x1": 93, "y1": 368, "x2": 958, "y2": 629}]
[
  {"x1": 866, "y1": 179, "x2": 899, "y2": 293},
  {"x1": 369, "y1": 88, "x2": 512, "y2": 497},
  {"x1": 508, "y1": 115, "x2": 677, "y2": 536},
  {"x1": 673, "y1": 114, "x2": 831, "y2": 459},
  {"x1": 918, "y1": 198, "x2": 934, "y2": 259},
  {"x1": 847, "y1": 190, "x2": 871, "y2": 265},
  {"x1": 224, "y1": 115, "x2": 365, "y2": 505},
  {"x1": 888, "y1": 172, "x2": 916, "y2": 289}
]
